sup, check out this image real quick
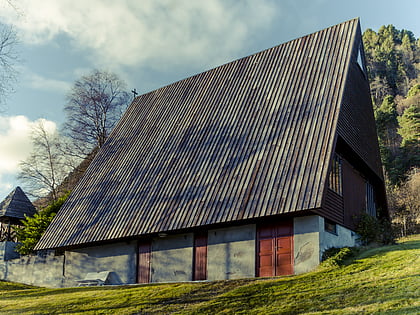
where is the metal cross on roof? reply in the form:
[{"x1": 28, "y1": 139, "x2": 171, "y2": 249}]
[{"x1": 131, "y1": 88, "x2": 138, "y2": 99}]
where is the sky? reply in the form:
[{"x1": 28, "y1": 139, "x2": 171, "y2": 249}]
[{"x1": 0, "y1": 0, "x2": 419, "y2": 201}]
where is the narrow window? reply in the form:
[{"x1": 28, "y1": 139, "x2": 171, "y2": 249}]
[
  {"x1": 357, "y1": 42, "x2": 367, "y2": 77},
  {"x1": 366, "y1": 181, "x2": 376, "y2": 217},
  {"x1": 328, "y1": 154, "x2": 342, "y2": 195},
  {"x1": 324, "y1": 219, "x2": 337, "y2": 235}
]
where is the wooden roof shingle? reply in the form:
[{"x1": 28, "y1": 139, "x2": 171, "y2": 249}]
[
  {"x1": 36, "y1": 18, "x2": 365, "y2": 249},
  {"x1": 0, "y1": 187, "x2": 36, "y2": 221}
]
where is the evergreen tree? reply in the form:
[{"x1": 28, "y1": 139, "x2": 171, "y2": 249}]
[
  {"x1": 15, "y1": 193, "x2": 69, "y2": 255},
  {"x1": 363, "y1": 24, "x2": 419, "y2": 103},
  {"x1": 398, "y1": 104, "x2": 420, "y2": 145},
  {"x1": 375, "y1": 95, "x2": 398, "y2": 147},
  {"x1": 374, "y1": 95, "x2": 401, "y2": 184},
  {"x1": 364, "y1": 25, "x2": 419, "y2": 186},
  {"x1": 407, "y1": 84, "x2": 420, "y2": 97}
]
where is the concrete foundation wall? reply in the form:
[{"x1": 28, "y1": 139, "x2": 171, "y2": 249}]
[
  {"x1": 294, "y1": 215, "x2": 359, "y2": 274},
  {"x1": 320, "y1": 217, "x2": 359, "y2": 255},
  {"x1": 294, "y1": 216, "x2": 322, "y2": 274},
  {"x1": 0, "y1": 242, "x2": 20, "y2": 261},
  {"x1": 207, "y1": 224, "x2": 256, "y2": 280},
  {"x1": 1, "y1": 216, "x2": 361, "y2": 288},
  {"x1": 151, "y1": 233, "x2": 193, "y2": 282},
  {"x1": 0, "y1": 251, "x2": 65, "y2": 288},
  {"x1": 65, "y1": 241, "x2": 137, "y2": 287}
]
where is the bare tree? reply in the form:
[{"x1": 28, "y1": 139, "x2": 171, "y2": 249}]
[
  {"x1": 18, "y1": 121, "x2": 73, "y2": 201},
  {"x1": 0, "y1": 23, "x2": 19, "y2": 106},
  {"x1": 63, "y1": 70, "x2": 130, "y2": 156},
  {"x1": 389, "y1": 168, "x2": 420, "y2": 237}
]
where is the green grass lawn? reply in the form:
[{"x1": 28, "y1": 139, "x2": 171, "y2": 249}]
[{"x1": 1, "y1": 235, "x2": 419, "y2": 314}]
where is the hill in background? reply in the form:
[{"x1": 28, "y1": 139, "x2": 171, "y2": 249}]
[{"x1": 363, "y1": 25, "x2": 420, "y2": 236}]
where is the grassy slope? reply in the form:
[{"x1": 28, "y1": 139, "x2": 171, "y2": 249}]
[{"x1": 0, "y1": 235, "x2": 419, "y2": 315}]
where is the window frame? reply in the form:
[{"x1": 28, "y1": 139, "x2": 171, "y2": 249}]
[
  {"x1": 356, "y1": 42, "x2": 367, "y2": 78},
  {"x1": 328, "y1": 154, "x2": 343, "y2": 196},
  {"x1": 324, "y1": 219, "x2": 337, "y2": 235},
  {"x1": 365, "y1": 181, "x2": 377, "y2": 217}
]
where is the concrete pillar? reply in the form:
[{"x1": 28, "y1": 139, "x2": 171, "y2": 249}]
[
  {"x1": 293, "y1": 216, "x2": 322, "y2": 274},
  {"x1": 0, "y1": 241, "x2": 19, "y2": 261},
  {"x1": 151, "y1": 233, "x2": 193, "y2": 282},
  {"x1": 65, "y1": 241, "x2": 137, "y2": 286},
  {"x1": 207, "y1": 224, "x2": 256, "y2": 280}
]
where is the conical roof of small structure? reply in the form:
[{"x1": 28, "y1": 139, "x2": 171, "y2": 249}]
[{"x1": 0, "y1": 187, "x2": 36, "y2": 221}]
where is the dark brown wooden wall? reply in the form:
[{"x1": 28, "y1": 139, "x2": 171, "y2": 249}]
[
  {"x1": 318, "y1": 23, "x2": 387, "y2": 227},
  {"x1": 318, "y1": 156, "x2": 369, "y2": 230},
  {"x1": 321, "y1": 189, "x2": 344, "y2": 225},
  {"x1": 336, "y1": 24, "x2": 383, "y2": 181},
  {"x1": 342, "y1": 159, "x2": 366, "y2": 229}
]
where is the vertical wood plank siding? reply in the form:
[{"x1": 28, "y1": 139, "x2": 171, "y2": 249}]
[
  {"x1": 342, "y1": 159, "x2": 368, "y2": 229},
  {"x1": 36, "y1": 19, "x2": 362, "y2": 250},
  {"x1": 316, "y1": 22, "x2": 386, "y2": 228},
  {"x1": 336, "y1": 24, "x2": 383, "y2": 180}
]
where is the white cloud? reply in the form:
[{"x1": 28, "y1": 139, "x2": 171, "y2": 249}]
[
  {"x1": 0, "y1": 0, "x2": 277, "y2": 69},
  {"x1": 0, "y1": 115, "x2": 57, "y2": 176},
  {"x1": 0, "y1": 175, "x2": 12, "y2": 193},
  {"x1": 20, "y1": 68, "x2": 71, "y2": 93}
]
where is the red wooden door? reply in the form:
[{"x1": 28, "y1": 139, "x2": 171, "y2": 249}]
[
  {"x1": 137, "y1": 241, "x2": 151, "y2": 283},
  {"x1": 257, "y1": 219, "x2": 293, "y2": 277},
  {"x1": 258, "y1": 227, "x2": 277, "y2": 277},
  {"x1": 193, "y1": 233, "x2": 208, "y2": 280}
]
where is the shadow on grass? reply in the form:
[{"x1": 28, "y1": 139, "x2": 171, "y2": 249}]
[
  {"x1": 0, "y1": 286, "x2": 107, "y2": 300},
  {"x1": 0, "y1": 280, "x2": 36, "y2": 291},
  {"x1": 2, "y1": 281, "x2": 257, "y2": 315},
  {"x1": 187, "y1": 275, "x2": 419, "y2": 314},
  {"x1": 382, "y1": 305, "x2": 420, "y2": 315},
  {"x1": 2, "y1": 237, "x2": 418, "y2": 314},
  {"x1": 186, "y1": 238, "x2": 420, "y2": 314},
  {"x1": 395, "y1": 238, "x2": 420, "y2": 248}
]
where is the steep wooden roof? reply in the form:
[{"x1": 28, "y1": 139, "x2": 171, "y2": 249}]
[
  {"x1": 36, "y1": 18, "x2": 364, "y2": 249},
  {"x1": 0, "y1": 187, "x2": 36, "y2": 222}
]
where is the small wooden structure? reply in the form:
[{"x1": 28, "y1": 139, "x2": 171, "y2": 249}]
[{"x1": 0, "y1": 187, "x2": 36, "y2": 242}]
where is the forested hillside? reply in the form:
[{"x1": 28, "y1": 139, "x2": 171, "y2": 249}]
[{"x1": 363, "y1": 25, "x2": 419, "y2": 235}]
